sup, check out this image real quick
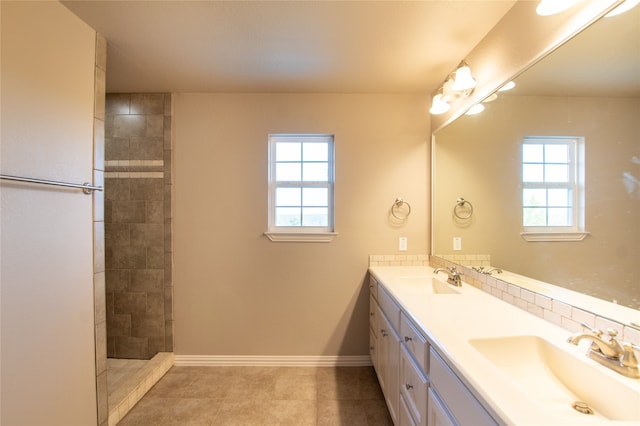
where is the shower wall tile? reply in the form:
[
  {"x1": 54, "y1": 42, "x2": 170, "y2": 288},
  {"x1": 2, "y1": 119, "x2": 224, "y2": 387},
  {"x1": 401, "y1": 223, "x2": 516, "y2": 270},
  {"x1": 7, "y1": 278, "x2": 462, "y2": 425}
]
[
  {"x1": 115, "y1": 337, "x2": 148, "y2": 359},
  {"x1": 130, "y1": 94, "x2": 165, "y2": 115},
  {"x1": 146, "y1": 247, "x2": 164, "y2": 269},
  {"x1": 105, "y1": 92, "x2": 173, "y2": 360},
  {"x1": 108, "y1": 314, "x2": 132, "y2": 337},
  {"x1": 94, "y1": 118, "x2": 105, "y2": 169},
  {"x1": 145, "y1": 115, "x2": 164, "y2": 137},
  {"x1": 106, "y1": 94, "x2": 131, "y2": 115},
  {"x1": 94, "y1": 169, "x2": 105, "y2": 221},
  {"x1": 105, "y1": 223, "x2": 130, "y2": 247},
  {"x1": 130, "y1": 178, "x2": 163, "y2": 200},
  {"x1": 130, "y1": 270, "x2": 163, "y2": 292},
  {"x1": 105, "y1": 137, "x2": 129, "y2": 160},
  {"x1": 105, "y1": 178, "x2": 131, "y2": 201},
  {"x1": 130, "y1": 223, "x2": 164, "y2": 247},
  {"x1": 114, "y1": 292, "x2": 147, "y2": 315},
  {"x1": 146, "y1": 201, "x2": 164, "y2": 223},
  {"x1": 111, "y1": 201, "x2": 146, "y2": 223},
  {"x1": 146, "y1": 292, "x2": 164, "y2": 316},
  {"x1": 107, "y1": 246, "x2": 146, "y2": 269},
  {"x1": 95, "y1": 271, "x2": 106, "y2": 324},
  {"x1": 130, "y1": 137, "x2": 163, "y2": 160},
  {"x1": 112, "y1": 115, "x2": 147, "y2": 137}
]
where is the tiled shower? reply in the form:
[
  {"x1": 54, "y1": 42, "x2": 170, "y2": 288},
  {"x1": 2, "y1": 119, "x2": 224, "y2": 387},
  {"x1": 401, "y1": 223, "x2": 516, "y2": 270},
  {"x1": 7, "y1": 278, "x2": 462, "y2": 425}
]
[{"x1": 104, "y1": 93, "x2": 173, "y2": 359}]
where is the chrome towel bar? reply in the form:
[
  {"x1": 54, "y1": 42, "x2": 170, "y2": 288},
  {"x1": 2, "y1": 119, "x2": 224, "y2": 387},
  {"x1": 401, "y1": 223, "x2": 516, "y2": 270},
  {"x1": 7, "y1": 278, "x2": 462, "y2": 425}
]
[{"x1": 0, "y1": 174, "x2": 103, "y2": 194}]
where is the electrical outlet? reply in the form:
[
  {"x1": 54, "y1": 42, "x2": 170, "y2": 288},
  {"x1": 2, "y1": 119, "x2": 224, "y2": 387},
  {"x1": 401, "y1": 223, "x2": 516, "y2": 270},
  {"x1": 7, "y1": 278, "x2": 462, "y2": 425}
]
[
  {"x1": 453, "y1": 237, "x2": 462, "y2": 251},
  {"x1": 399, "y1": 237, "x2": 408, "y2": 251}
]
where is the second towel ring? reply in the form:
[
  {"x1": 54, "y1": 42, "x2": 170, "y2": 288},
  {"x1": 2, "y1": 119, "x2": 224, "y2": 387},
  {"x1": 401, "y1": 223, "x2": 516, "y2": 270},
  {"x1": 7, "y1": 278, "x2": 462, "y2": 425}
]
[
  {"x1": 391, "y1": 197, "x2": 411, "y2": 220},
  {"x1": 453, "y1": 197, "x2": 473, "y2": 220}
]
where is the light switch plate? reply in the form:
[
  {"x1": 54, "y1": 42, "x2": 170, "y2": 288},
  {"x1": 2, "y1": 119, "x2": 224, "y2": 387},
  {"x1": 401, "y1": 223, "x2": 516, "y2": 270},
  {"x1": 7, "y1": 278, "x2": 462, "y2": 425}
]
[{"x1": 453, "y1": 237, "x2": 462, "y2": 251}]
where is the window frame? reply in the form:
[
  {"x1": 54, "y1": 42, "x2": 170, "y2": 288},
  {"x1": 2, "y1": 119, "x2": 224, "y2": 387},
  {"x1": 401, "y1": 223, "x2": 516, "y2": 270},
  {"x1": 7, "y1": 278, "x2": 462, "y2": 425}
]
[
  {"x1": 265, "y1": 133, "x2": 337, "y2": 242},
  {"x1": 520, "y1": 136, "x2": 589, "y2": 242}
]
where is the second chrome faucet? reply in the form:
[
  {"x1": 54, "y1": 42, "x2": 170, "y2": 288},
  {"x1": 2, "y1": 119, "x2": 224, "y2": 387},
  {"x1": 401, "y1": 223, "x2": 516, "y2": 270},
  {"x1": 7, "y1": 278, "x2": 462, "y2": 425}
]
[{"x1": 434, "y1": 266, "x2": 463, "y2": 287}]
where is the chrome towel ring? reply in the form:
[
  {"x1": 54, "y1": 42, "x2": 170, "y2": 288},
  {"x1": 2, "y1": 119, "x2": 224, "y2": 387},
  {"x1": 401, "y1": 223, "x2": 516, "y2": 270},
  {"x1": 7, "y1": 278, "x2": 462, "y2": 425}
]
[
  {"x1": 454, "y1": 197, "x2": 473, "y2": 219},
  {"x1": 391, "y1": 197, "x2": 411, "y2": 220}
]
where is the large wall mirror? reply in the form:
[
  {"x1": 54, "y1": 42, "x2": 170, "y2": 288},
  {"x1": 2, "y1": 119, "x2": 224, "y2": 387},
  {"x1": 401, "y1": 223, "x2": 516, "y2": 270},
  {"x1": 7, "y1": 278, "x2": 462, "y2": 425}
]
[{"x1": 433, "y1": 5, "x2": 639, "y2": 311}]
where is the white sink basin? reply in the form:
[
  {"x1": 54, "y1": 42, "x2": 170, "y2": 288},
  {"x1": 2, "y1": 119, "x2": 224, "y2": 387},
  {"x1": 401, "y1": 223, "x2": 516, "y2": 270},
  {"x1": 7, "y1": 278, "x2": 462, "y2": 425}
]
[
  {"x1": 395, "y1": 276, "x2": 460, "y2": 294},
  {"x1": 469, "y1": 335, "x2": 639, "y2": 422}
]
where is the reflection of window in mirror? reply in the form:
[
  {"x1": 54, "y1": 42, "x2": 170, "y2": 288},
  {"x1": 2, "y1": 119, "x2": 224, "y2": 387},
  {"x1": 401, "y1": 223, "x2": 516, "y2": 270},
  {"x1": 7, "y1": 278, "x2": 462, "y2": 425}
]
[{"x1": 521, "y1": 136, "x2": 587, "y2": 241}]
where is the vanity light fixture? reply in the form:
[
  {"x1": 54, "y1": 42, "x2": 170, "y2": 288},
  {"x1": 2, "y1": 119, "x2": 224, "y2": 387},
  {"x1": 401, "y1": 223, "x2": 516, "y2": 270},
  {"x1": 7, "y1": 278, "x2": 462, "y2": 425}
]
[
  {"x1": 451, "y1": 60, "x2": 477, "y2": 92},
  {"x1": 536, "y1": 0, "x2": 580, "y2": 16},
  {"x1": 429, "y1": 91, "x2": 451, "y2": 115},
  {"x1": 606, "y1": 0, "x2": 640, "y2": 17},
  {"x1": 429, "y1": 61, "x2": 478, "y2": 115}
]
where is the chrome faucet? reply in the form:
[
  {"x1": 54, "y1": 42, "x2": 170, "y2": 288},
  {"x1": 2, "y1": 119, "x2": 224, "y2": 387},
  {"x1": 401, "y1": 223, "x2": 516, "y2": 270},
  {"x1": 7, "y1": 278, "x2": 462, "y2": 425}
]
[
  {"x1": 471, "y1": 266, "x2": 502, "y2": 275},
  {"x1": 567, "y1": 323, "x2": 639, "y2": 378},
  {"x1": 433, "y1": 266, "x2": 463, "y2": 287}
]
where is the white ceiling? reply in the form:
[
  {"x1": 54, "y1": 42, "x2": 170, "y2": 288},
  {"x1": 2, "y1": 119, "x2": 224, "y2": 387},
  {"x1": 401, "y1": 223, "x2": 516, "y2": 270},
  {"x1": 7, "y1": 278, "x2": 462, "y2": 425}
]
[{"x1": 62, "y1": 0, "x2": 516, "y2": 94}]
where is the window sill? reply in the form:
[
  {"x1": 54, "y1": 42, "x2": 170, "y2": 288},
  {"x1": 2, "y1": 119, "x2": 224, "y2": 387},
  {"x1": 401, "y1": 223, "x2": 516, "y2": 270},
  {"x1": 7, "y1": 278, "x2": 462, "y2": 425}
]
[
  {"x1": 264, "y1": 232, "x2": 338, "y2": 242},
  {"x1": 520, "y1": 231, "x2": 590, "y2": 242}
]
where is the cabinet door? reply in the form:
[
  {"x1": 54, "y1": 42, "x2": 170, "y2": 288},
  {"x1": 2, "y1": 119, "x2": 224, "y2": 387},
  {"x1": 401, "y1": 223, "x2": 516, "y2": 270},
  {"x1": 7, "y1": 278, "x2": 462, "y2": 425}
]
[
  {"x1": 399, "y1": 394, "x2": 418, "y2": 426},
  {"x1": 370, "y1": 295, "x2": 378, "y2": 370},
  {"x1": 400, "y1": 345, "x2": 427, "y2": 426},
  {"x1": 378, "y1": 306, "x2": 400, "y2": 424},
  {"x1": 427, "y1": 388, "x2": 455, "y2": 426}
]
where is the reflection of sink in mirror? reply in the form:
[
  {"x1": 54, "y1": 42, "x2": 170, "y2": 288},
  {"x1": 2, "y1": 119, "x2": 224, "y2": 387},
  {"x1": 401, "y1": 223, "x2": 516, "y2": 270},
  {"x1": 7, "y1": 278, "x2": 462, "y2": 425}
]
[
  {"x1": 469, "y1": 335, "x2": 639, "y2": 421},
  {"x1": 395, "y1": 276, "x2": 460, "y2": 294}
]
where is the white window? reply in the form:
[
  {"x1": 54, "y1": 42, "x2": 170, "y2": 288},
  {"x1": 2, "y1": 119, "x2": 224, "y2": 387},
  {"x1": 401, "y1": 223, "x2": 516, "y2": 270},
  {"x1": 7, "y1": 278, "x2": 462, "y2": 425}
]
[
  {"x1": 521, "y1": 136, "x2": 588, "y2": 241},
  {"x1": 265, "y1": 134, "x2": 336, "y2": 242}
]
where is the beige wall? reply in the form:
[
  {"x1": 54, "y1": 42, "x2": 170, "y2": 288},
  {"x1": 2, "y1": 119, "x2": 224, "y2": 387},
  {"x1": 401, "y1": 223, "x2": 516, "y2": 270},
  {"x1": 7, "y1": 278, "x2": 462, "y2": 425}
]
[
  {"x1": 1, "y1": 2, "x2": 98, "y2": 424},
  {"x1": 434, "y1": 95, "x2": 640, "y2": 306},
  {"x1": 174, "y1": 93, "x2": 429, "y2": 356}
]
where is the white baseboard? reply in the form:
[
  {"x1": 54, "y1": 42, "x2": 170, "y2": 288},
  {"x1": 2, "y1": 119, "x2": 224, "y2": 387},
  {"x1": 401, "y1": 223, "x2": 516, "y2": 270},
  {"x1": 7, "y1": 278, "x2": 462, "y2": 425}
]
[{"x1": 174, "y1": 355, "x2": 372, "y2": 367}]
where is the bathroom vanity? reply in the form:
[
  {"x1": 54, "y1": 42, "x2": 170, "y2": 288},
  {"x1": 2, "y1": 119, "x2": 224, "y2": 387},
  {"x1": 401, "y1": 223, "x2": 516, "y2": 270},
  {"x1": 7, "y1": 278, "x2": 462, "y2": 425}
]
[{"x1": 369, "y1": 265, "x2": 640, "y2": 425}]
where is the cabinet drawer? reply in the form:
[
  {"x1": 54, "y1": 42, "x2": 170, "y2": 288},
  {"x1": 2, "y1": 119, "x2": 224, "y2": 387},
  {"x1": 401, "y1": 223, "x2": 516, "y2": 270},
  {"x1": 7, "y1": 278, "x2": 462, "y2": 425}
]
[
  {"x1": 400, "y1": 312, "x2": 428, "y2": 373},
  {"x1": 400, "y1": 345, "x2": 427, "y2": 426},
  {"x1": 369, "y1": 275, "x2": 378, "y2": 300},
  {"x1": 378, "y1": 285, "x2": 400, "y2": 332},
  {"x1": 429, "y1": 349, "x2": 497, "y2": 426}
]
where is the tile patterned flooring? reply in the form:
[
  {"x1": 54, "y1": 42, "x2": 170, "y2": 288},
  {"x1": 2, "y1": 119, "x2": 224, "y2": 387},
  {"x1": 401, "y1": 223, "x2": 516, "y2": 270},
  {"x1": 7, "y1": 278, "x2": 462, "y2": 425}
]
[{"x1": 118, "y1": 365, "x2": 393, "y2": 426}]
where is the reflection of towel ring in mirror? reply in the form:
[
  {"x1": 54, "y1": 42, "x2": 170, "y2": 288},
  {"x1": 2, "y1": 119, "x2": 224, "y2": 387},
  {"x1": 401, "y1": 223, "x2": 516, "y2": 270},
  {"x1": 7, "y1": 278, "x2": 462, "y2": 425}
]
[
  {"x1": 453, "y1": 197, "x2": 473, "y2": 220},
  {"x1": 391, "y1": 197, "x2": 411, "y2": 220}
]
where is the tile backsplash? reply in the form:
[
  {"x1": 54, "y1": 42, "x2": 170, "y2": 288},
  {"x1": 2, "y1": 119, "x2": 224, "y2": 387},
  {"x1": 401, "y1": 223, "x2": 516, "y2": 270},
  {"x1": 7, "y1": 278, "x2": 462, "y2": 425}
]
[{"x1": 369, "y1": 254, "x2": 640, "y2": 347}]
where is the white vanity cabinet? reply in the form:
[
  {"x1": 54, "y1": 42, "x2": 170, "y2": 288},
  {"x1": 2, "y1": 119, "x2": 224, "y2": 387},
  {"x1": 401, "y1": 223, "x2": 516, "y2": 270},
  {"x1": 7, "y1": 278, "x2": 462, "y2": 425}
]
[
  {"x1": 429, "y1": 349, "x2": 496, "y2": 426},
  {"x1": 370, "y1": 276, "x2": 400, "y2": 423},
  {"x1": 370, "y1": 274, "x2": 498, "y2": 426}
]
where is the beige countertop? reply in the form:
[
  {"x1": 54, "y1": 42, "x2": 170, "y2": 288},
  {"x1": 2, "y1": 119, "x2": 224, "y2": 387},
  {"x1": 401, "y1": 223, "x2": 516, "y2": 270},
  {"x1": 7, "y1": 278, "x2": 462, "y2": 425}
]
[{"x1": 369, "y1": 265, "x2": 640, "y2": 425}]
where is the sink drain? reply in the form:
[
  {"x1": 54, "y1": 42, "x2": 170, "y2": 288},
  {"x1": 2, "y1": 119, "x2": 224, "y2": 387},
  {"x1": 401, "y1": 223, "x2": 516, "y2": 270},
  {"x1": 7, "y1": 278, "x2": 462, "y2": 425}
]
[{"x1": 572, "y1": 401, "x2": 594, "y2": 415}]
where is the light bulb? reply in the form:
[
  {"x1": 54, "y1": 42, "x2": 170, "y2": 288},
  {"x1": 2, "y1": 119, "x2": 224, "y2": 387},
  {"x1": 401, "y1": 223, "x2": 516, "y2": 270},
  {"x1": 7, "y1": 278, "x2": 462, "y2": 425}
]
[
  {"x1": 429, "y1": 94, "x2": 451, "y2": 115},
  {"x1": 465, "y1": 104, "x2": 485, "y2": 115},
  {"x1": 498, "y1": 81, "x2": 516, "y2": 92},
  {"x1": 536, "y1": 0, "x2": 580, "y2": 16},
  {"x1": 606, "y1": 0, "x2": 640, "y2": 17},
  {"x1": 451, "y1": 64, "x2": 477, "y2": 92}
]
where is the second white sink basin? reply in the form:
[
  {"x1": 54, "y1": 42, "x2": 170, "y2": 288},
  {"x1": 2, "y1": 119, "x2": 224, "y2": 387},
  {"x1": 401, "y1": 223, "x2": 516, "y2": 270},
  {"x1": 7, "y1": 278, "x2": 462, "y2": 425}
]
[
  {"x1": 395, "y1": 276, "x2": 460, "y2": 294},
  {"x1": 469, "y1": 335, "x2": 639, "y2": 422}
]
